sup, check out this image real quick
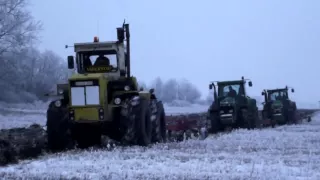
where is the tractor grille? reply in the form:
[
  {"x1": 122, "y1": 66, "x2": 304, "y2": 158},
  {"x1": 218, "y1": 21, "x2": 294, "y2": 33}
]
[
  {"x1": 70, "y1": 79, "x2": 99, "y2": 87},
  {"x1": 69, "y1": 79, "x2": 100, "y2": 106},
  {"x1": 219, "y1": 106, "x2": 234, "y2": 114},
  {"x1": 107, "y1": 80, "x2": 136, "y2": 103}
]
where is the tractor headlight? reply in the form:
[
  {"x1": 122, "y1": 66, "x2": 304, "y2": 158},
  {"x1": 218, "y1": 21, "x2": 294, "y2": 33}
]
[
  {"x1": 114, "y1": 98, "x2": 121, "y2": 105},
  {"x1": 54, "y1": 100, "x2": 61, "y2": 107},
  {"x1": 124, "y1": 85, "x2": 130, "y2": 91},
  {"x1": 58, "y1": 89, "x2": 64, "y2": 95}
]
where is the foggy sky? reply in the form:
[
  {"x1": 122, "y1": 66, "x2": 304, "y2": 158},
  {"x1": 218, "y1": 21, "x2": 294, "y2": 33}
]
[{"x1": 30, "y1": 0, "x2": 320, "y2": 107}]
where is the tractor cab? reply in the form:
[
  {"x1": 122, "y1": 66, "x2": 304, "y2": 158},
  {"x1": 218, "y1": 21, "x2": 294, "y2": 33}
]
[
  {"x1": 67, "y1": 25, "x2": 130, "y2": 78},
  {"x1": 209, "y1": 76, "x2": 253, "y2": 107},
  {"x1": 262, "y1": 86, "x2": 294, "y2": 106}
]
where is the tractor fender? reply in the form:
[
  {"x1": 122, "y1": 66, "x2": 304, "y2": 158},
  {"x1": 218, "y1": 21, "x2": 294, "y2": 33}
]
[{"x1": 138, "y1": 91, "x2": 151, "y2": 101}]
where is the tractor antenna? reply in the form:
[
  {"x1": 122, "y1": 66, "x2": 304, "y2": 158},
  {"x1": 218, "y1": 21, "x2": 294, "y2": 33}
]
[
  {"x1": 97, "y1": 20, "x2": 100, "y2": 37},
  {"x1": 123, "y1": 19, "x2": 126, "y2": 28}
]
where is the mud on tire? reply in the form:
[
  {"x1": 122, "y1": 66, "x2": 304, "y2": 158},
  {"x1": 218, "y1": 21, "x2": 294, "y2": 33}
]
[
  {"x1": 151, "y1": 100, "x2": 166, "y2": 143},
  {"x1": 121, "y1": 97, "x2": 152, "y2": 146},
  {"x1": 46, "y1": 102, "x2": 74, "y2": 151}
]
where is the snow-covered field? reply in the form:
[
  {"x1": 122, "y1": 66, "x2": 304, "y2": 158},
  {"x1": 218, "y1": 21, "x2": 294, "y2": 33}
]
[
  {"x1": 0, "y1": 101, "x2": 209, "y2": 129},
  {"x1": 0, "y1": 101, "x2": 319, "y2": 179},
  {"x1": 0, "y1": 106, "x2": 319, "y2": 179}
]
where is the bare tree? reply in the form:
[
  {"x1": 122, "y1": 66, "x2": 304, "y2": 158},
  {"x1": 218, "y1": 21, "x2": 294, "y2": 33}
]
[
  {"x1": 0, "y1": 0, "x2": 41, "y2": 54},
  {"x1": 0, "y1": 0, "x2": 42, "y2": 85}
]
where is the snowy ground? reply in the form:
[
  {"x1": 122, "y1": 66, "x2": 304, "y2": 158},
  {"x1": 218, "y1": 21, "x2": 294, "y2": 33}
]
[{"x1": 0, "y1": 112, "x2": 319, "y2": 179}]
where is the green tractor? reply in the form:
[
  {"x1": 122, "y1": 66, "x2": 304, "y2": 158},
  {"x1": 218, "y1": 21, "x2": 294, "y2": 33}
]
[
  {"x1": 261, "y1": 86, "x2": 297, "y2": 126},
  {"x1": 207, "y1": 77, "x2": 260, "y2": 133},
  {"x1": 46, "y1": 22, "x2": 166, "y2": 151}
]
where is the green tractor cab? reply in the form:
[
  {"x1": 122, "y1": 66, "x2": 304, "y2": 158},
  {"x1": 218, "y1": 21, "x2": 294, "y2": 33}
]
[
  {"x1": 261, "y1": 86, "x2": 297, "y2": 126},
  {"x1": 46, "y1": 22, "x2": 166, "y2": 151},
  {"x1": 207, "y1": 77, "x2": 260, "y2": 133}
]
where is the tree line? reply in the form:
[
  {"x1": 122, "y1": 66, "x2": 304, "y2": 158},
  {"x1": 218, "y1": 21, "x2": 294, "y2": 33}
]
[{"x1": 139, "y1": 77, "x2": 204, "y2": 105}]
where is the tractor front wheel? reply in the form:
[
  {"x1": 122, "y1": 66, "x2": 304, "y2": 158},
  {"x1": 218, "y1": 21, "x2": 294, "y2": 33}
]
[
  {"x1": 46, "y1": 101, "x2": 74, "y2": 152},
  {"x1": 122, "y1": 97, "x2": 152, "y2": 146},
  {"x1": 209, "y1": 111, "x2": 220, "y2": 134}
]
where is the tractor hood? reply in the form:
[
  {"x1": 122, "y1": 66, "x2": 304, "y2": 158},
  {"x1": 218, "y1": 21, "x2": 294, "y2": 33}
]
[
  {"x1": 219, "y1": 97, "x2": 236, "y2": 106},
  {"x1": 271, "y1": 100, "x2": 283, "y2": 109},
  {"x1": 68, "y1": 73, "x2": 123, "y2": 81},
  {"x1": 69, "y1": 73, "x2": 104, "y2": 81}
]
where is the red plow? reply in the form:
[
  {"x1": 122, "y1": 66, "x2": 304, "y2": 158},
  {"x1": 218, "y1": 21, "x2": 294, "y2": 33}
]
[
  {"x1": 165, "y1": 109, "x2": 318, "y2": 141},
  {"x1": 166, "y1": 113, "x2": 207, "y2": 141}
]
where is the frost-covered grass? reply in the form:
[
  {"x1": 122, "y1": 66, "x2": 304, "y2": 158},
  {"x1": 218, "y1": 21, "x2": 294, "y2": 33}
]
[
  {"x1": 0, "y1": 101, "x2": 48, "y2": 114},
  {"x1": 0, "y1": 114, "x2": 46, "y2": 129},
  {"x1": 1, "y1": 113, "x2": 319, "y2": 180},
  {"x1": 0, "y1": 101, "x2": 48, "y2": 129}
]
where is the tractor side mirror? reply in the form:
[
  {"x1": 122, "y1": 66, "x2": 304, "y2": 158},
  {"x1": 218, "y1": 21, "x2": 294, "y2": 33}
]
[
  {"x1": 117, "y1": 27, "x2": 125, "y2": 42},
  {"x1": 209, "y1": 84, "x2": 213, "y2": 90},
  {"x1": 261, "y1": 91, "x2": 265, "y2": 96},
  {"x1": 248, "y1": 81, "x2": 253, "y2": 87},
  {"x1": 291, "y1": 88, "x2": 294, "y2": 93},
  {"x1": 67, "y1": 56, "x2": 74, "y2": 69},
  {"x1": 149, "y1": 88, "x2": 154, "y2": 94}
]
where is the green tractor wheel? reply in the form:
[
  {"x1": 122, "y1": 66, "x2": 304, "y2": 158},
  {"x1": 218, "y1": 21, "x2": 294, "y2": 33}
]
[
  {"x1": 122, "y1": 97, "x2": 152, "y2": 146},
  {"x1": 46, "y1": 102, "x2": 74, "y2": 152},
  {"x1": 209, "y1": 112, "x2": 220, "y2": 134},
  {"x1": 151, "y1": 101, "x2": 167, "y2": 143}
]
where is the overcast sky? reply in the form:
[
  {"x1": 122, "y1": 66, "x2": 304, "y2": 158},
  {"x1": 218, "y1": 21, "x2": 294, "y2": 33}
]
[{"x1": 30, "y1": 0, "x2": 320, "y2": 107}]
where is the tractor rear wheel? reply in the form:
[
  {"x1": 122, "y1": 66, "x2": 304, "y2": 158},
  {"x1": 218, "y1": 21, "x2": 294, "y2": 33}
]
[
  {"x1": 46, "y1": 101, "x2": 74, "y2": 152},
  {"x1": 151, "y1": 101, "x2": 167, "y2": 143},
  {"x1": 209, "y1": 111, "x2": 220, "y2": 133},
  {"x1": 122, "y1": 97, "x2": 152, "y2": 146}
]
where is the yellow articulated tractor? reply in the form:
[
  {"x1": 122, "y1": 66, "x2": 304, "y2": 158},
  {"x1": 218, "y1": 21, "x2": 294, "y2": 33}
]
[{"x1": 46, "y1": 22, "x2": 166, "y2": 151}]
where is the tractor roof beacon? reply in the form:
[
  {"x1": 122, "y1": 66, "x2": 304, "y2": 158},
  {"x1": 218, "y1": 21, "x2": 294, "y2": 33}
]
[{"x1": 46, "y1": 22, "x2": 166, "y2": 151}]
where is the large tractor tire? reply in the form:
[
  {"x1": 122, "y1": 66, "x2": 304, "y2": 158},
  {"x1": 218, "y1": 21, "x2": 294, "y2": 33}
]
[
  {"x1": 151, "y1": 100, "x2": 167, "y2": 143},
  {"x1": 209, "y1": 111, "x2": 220, "y2": 134},
  {"x1": 245, "y1": 108, "x2": 258, "y2": 130},
  {"x1": 271, "y1": 119, "x2": 276, "y2": 128},
  {"x1": 46, "y1": 101, "x2": 74, "y2": 152},
  {"x1": 252, "y1": 110, "x2": 261, "y2": 129},
  {"x1": 122, "y1": 97, "x2": 152, "y2": 146}
]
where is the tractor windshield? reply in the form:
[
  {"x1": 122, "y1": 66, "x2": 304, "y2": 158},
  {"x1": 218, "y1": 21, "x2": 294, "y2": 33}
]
[
  {"x1": 268, "y1": 91, "x2": 288, "y2": 101},
  {"x1": 76, "y1": 50, "x2": 118, "y2": 73},
  {"x1": 218, "y1": 84, "x2": 242, "y2": 98}
]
